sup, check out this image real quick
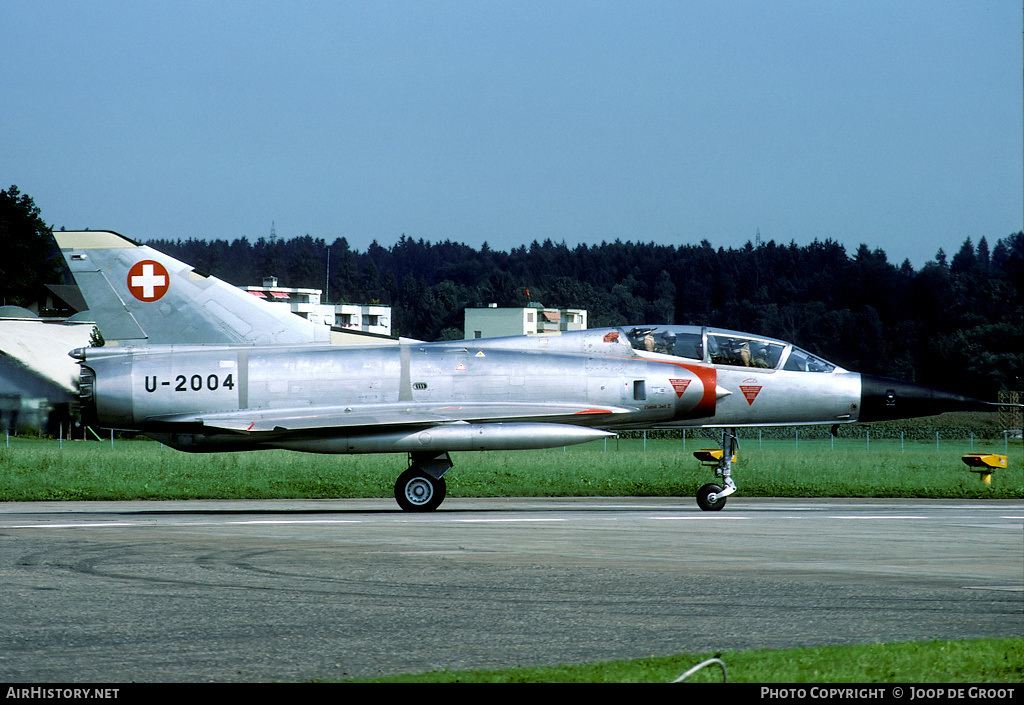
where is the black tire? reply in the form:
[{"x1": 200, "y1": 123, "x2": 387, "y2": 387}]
[
  {"x1": 394, "y1": 468, "x2": 447, "y2": 512},
  {"x1": 696, "y1": 483, "x2": 727, "y2": 512}
]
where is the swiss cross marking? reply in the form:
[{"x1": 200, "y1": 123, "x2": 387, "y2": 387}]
[{"x1": 127, "y1": 260, "x2": 169, "y2": 302}]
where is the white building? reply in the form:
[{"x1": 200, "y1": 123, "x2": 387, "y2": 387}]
[
  {"x1": 464, "y1": 304, "x2": 587, "y2": 339},
  {"x1": 243, "y1": 277, "x2": 392, "y2": 337}
]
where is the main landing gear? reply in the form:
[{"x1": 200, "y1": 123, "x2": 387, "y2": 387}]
[
  {"x1": 392, "y1": 437, "x2": 743, "y2": 512},
  {"x1": 695, "y1": 429, "x2": 739, "y2": 511},
  {"x1": 394, "y1": 451, "x2": 451, "y2": 512}
]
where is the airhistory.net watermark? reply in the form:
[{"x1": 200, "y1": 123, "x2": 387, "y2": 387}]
[{"x1": 5, "y1": 689, "x2": 119, "y2": 700}]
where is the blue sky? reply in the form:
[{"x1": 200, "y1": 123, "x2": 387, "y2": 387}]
[{"x1": 3, "y1": 1, "x2": 1021, "y2": 268}]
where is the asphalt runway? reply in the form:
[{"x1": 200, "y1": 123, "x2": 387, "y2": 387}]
[{"x1": 0, "y1": 497, "x2": 1020, "y2": 682}]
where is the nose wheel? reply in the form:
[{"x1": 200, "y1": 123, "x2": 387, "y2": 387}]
[
  {"x1": 696, "y1": 483, "x2": 728, "y2": 511},
  {"x1": 694, "y1": 429, "x2": 739, "y2": 511}
]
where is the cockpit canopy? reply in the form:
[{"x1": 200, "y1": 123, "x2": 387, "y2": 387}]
[{"x1": 624, "y1": 325, "x2": 843, "y2": 373}]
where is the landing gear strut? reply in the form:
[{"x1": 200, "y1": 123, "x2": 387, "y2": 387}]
[
  {"x1": 394, "y1": 451, "x2": 451, "y2": 512},
  {"x1": 696, "y1": 429, "x2": 738, "y2": 511}
]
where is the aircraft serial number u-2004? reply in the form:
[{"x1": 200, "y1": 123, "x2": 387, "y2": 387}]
[
  {"x1": 59, "y1": 230, "x2": 1007, "y2": 512},
  {"x1": 145, "y1": 374, "x2": 236, "y2": 393}
]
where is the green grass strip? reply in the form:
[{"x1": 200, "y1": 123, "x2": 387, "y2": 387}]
[
  {"x1": 1, "y1": 436, "x2": 1021, "y2": 501},
  {"x1": 347, "y1": 639, "x2": 1023, "y2": 683}
]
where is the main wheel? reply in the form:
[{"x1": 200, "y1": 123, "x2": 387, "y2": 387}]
[
  {"x1": 394, "y1": 468, "x2": 447, "y2": 512},
  {"x1": 696, "y1": 483, "x2": 727, "y2": 512}
]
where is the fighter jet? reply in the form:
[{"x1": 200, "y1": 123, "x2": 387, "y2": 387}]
[{"x1": 59, "y1": 231, "x2": 1006, "y2": 511}]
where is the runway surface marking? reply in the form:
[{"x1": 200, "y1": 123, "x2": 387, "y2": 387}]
[
  {"x1": 828, "y1": 515, "x2": 929, "y2": 519},
  {"x1": 5, "y1": 512, "x2": 1019, "y2": 530},
  {"x1": 451, "y1": 517, "x2": 566, "y2": 523},
  {"x1": 650, "y1": 516, "x2": 748, "y2": 520},
  {"x1": 6, "y1": 516, "x2": 706, "y2": 529},
  {"x1": 7, "y1": 519, "x2": 364, "y2": 529}
]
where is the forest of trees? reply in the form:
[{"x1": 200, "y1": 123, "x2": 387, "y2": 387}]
[{"x1": 3, "y1": 185, "x2": 1022, "y2": 401}]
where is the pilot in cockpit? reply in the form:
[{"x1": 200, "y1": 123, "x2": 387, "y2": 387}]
[
  {"x1": 642, "y1": 330, "x2": 655, "y2": 352},
  {"x1": 734, "y1": 341, "x2": 771, "y2": 368},
  {"x1": 753, "y1": 344, "x2": 771, "y2": 368},
  {"x1": 735, "y1": 341, "x2": 752, "y2": 366}
]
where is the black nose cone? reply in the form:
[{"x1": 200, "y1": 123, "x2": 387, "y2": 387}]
[{"x1": 859, "y1": 374, "x2": 993, "y2": 422}]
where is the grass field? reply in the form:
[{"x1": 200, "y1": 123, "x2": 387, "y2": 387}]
[
  {"x1": 349, "y1": 639, "x2": 1024, "y2": 683},
  {"x1": 1, "y1": 429, "x2": 1021, "y2": 502}
]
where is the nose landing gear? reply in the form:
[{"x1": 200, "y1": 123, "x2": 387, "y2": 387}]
[{"x1": 694, "y1": 429, "x2": 739, "y2": 511}]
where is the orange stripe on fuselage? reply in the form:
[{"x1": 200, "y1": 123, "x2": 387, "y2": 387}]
[
  {"x1": 677, "y1": 363, "x2": 718, "y2": 416},
  {"x1": 609, "y1": 355, "x2": 719, "y2": 417}
]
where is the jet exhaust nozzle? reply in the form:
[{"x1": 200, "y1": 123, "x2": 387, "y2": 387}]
[{"x1": 859, "y1": 374, "x2": 993, "y2": 422}]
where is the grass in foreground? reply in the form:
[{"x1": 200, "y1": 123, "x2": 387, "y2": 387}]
[
  {"x1": 0, "y1": 434, "x2": 1021, "y2": 502},
  {"x1": 347, "y1": 639, "x2": 1024, "y2": 683}
]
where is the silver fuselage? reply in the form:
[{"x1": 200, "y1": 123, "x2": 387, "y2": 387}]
[{"x1": 76, "y1": 326, "x2": 864, "y2": 454}]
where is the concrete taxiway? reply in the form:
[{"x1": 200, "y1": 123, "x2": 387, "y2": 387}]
[{"x1": 0, "y1": 497, "x2": 1020, "y2": 682}]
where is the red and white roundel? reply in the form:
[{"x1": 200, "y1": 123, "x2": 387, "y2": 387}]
[{"x1": 127, "y1": 260, "x2": 170, "y2": 302}]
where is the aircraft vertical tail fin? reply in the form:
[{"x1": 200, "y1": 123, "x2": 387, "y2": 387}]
[{"x1": 55, "y1": 230, "x2": 331, "y2": 346}]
